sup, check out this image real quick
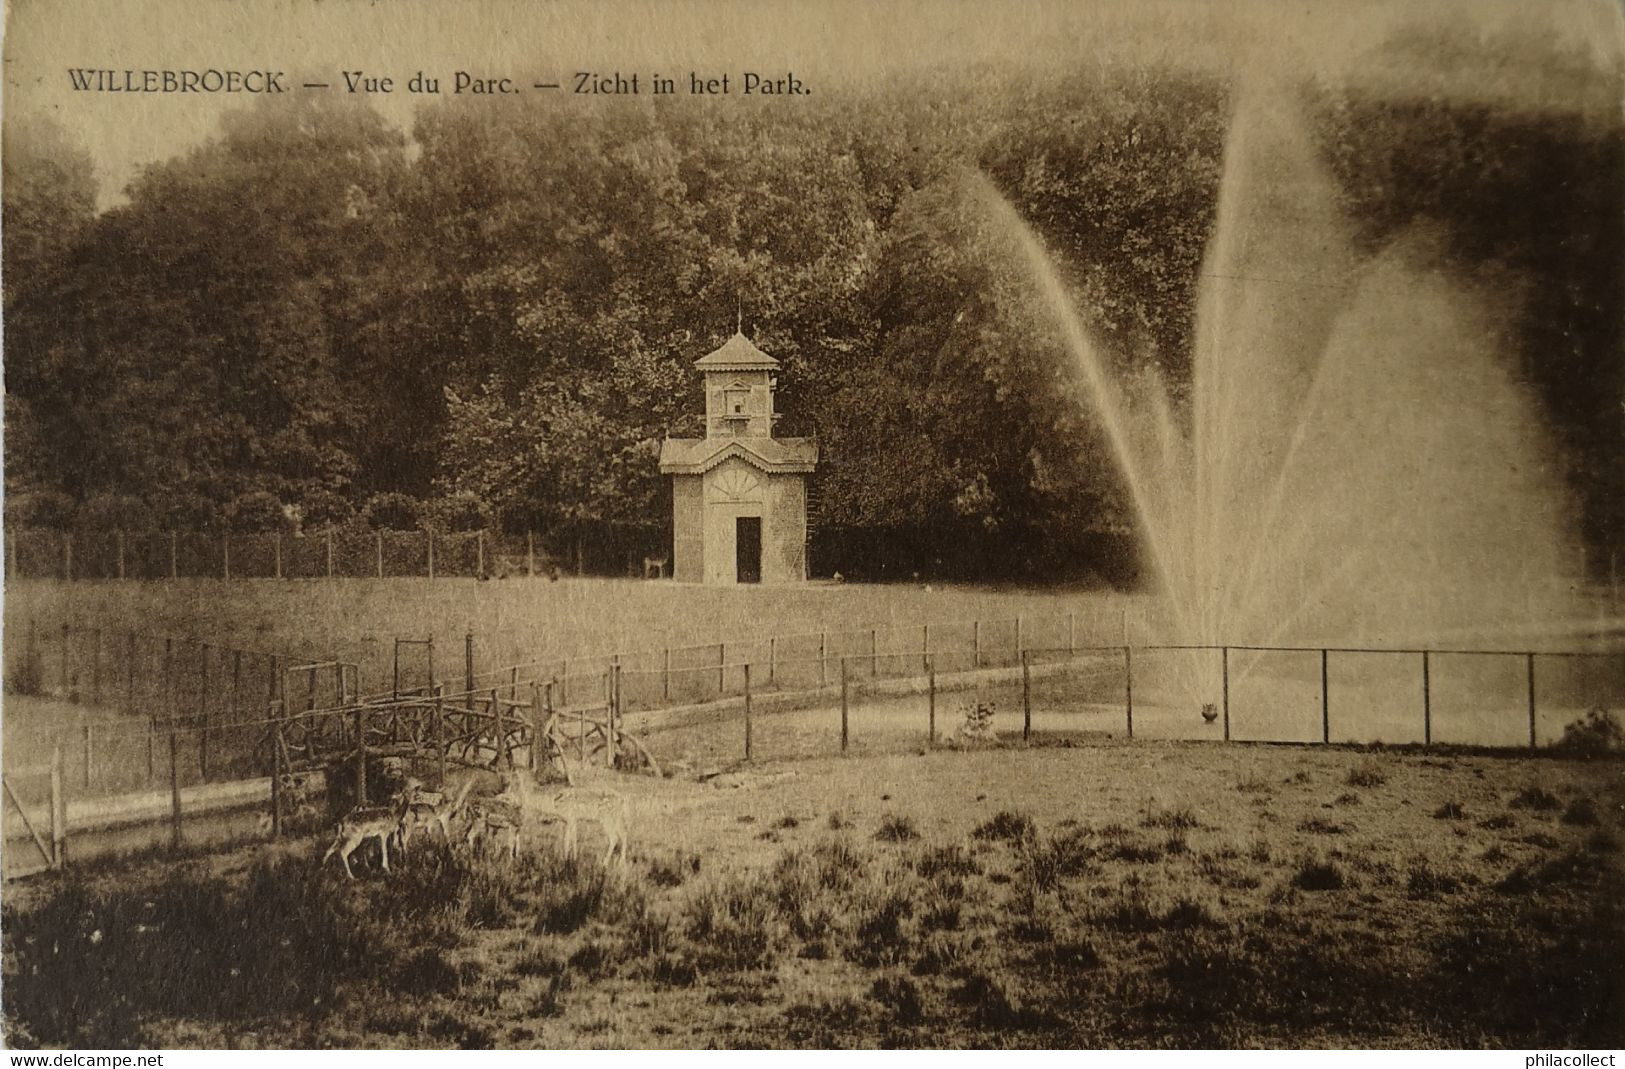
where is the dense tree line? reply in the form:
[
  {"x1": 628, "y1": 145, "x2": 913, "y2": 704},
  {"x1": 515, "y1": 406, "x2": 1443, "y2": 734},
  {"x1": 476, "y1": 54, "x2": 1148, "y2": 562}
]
[{"x1": 5, "y1": 26, "x2": 1620, "y2": 579}]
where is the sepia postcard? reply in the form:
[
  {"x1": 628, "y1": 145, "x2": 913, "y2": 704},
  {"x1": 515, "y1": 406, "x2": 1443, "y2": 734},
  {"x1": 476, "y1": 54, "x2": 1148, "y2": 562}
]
[{"x1": 2, "y1": 0, "x2": 1622, "y2": 1053}]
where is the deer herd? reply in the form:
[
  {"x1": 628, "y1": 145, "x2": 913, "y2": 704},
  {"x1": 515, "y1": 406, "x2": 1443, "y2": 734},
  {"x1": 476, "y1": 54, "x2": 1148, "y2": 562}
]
[{"x1": 320, "y1": 766, "x2": 631, "y2": 879}]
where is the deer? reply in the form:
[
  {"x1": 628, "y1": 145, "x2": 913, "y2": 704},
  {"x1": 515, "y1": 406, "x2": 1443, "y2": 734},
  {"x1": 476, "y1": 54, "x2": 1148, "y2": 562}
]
[
  {"x1": 321, "y1": 800, "x2": 407, "y2": 879},
  {"x1": 395, "y1": 777, "x2": 475, "y2": 853},
  {"x1": 478, "y1": 766, "x2": 630, "y2": 866},
  {"x1": 462, "y1": 794, "x2": 525, "y2": 861},
  {"x1": 526, "y1": 777, "x2": 631, "y2": 866}
]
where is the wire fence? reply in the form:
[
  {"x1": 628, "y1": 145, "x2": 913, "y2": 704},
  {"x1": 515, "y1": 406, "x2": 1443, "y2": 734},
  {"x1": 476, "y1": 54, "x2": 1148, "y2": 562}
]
[
  {"x1": 6, "y1": 602, "x2": 1623, "y2": 876},
  {"x1": 4, "y1": 528, "x2": 561, "y2": 581},
  {"x1": 624, "y1": 641, "x2": 1625, "y2": 771}
]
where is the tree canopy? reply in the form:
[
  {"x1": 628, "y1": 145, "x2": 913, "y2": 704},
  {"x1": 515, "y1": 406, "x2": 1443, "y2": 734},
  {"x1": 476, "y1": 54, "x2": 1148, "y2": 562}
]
[{"x1": 5, "y1": 34, "x2": 1619, "y2": 580}]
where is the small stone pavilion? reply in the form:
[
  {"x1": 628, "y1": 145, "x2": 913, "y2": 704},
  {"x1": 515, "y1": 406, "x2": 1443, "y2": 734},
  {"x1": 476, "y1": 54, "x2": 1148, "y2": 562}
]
[{"x1": 658, "y1": 332, "x2": 817, "y2": 583}]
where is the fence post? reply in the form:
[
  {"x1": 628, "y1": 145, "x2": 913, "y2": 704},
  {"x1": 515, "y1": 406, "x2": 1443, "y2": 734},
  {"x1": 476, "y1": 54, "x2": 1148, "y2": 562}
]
[
  {"x1": 270, "y1": 717, "x2": 283, "y2": 838},
  {"x1": 170, "y1": 531, "x2": 178, "y2": 580},
  {"x1": 769, "y1": 637, "x2": 777, "y2": 687},
  {"x1": 222, "y1": 532, "x2": 230, "y2": 580},
  {"x1": 1421, "y1": 651, "x2": 1432, "y2": 747},
  {"x1": 476, "y1": 530, "x2": 485, "y2": 579},
  {"x1": 199, "y1": 643, "x2": 210, "y2": 780},
  {"x1": 376, "y1": 530, "x2": 383, "y2": 578},
  {"x1": 922, "y1": 623, "x2": 930, "y2": 674},
  {"x1": 435, "y1": 685, "x2": 447, "y2": 787},
  {"x1": 427, "y1": 530, "x2": 436, "y2": 580},
  {"x1": 820, "y1": 631, "x2": 828, "y2": 688},
  {"x1": 744, "y1": 663, "x2": 753, "y2": 761},
  {"x1": 117, "y1": 530, "x2": 126, "y2": 580},
  {"x1": 1021, "y1": 650, "x2": 1032, "y2": 741},
  {"x1": 126, "y1": 631, "x2": 137, "y2": 716},
  {"x1": 82, "y1": 723, "x2": 93, "y2": 790},
  {"x1": 1016, "y1": 615, "x2": 1023, "y2": 659},
  {"x1": 870, "y1": 628, "x2": 878, "y2": 678},
  {"x1": 1068, "y1": 611, "x2": 1075, "y2": 653},
  {"x1": 1124, "y1": 645, "x2": 1134, "y2": 739},
  {"x1": 50, "y1": 744, "x2": 64, "y2": 867},
  {"x1": 718, "y1": 643, "x2": 726, "y2": 695},
  {"x1": 91, "y1": 628, "x2": 101, "y2": 705},
  {"x1": 1321, "y1": 649, "x2": 1330, "y2": 744},
  {"x1": 607, "y1": 664, "x2": 621, "y2": 770},
  {"x1": 1221, "y1": 647, "x2": 1231, "y2": 742},
  {"x1": 493, "y1": 686, "x2": 506, "y2": 769},
  {"x1": 974, "y1": 620, "x2": 981, "y2": 668},
  {"x1": 528, "y1": 680, "x2": 541, "y2": 772},
  {"x1": 662, "y1": 646, "x2": 671, "y2": 703},
  {"x1": 163, "y1": 637, "x2": 174, "y2": 719},
  {"x1": 1526, "y1": 652, "x2": 1538, "y2": 751},
  {"x1": 354, "y1": 705, "x2": 368, "y2": 806},
  {"x1": 465, "y1": 633, "x2": 475, "y2": 711},
  {"x1": 169, "y1": 727, "x2": 182, "y2": 849},
  {"x1": 927, "y1": 654, "x2": 936, "y2": 745},
  {"x1": 840, "y1": 657, "x2": 849, "y2": 754}
]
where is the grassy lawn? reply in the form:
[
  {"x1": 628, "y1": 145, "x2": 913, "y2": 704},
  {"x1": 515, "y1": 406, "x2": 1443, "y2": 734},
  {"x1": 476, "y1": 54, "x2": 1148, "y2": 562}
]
[
  {"x1": 4, "y1": 741, "x2": 1621, "y2": 1048},
  {"x1": 4, "y1": 578, "x2": 1147, "y2": 699}
]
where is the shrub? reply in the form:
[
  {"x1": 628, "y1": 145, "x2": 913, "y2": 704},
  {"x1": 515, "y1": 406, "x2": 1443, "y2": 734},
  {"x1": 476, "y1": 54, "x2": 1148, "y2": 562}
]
[
  {"x1": 1345, "y1": 763, "x2": 1387, "y2": 788},
  {"x1": 973, "y1": 810, "x2": 1036, "y2": 842},
  {"x1": 916, "y1": 844, "x2": 981, "y2": 880},
  {"x1": 362, "y1": 491, "x2": 423, "y2": 531},
  {"x1": 1293, "y1": 856, "x2": 1347, "y2": 891},
  {"x1": 646, "y1": 851, "x2": 700, "y2": 887},
  {"x1": 683, "y1": 880, "x2": 780, "y2": 971},
  {"x1": 854, "y1": 891, "x2": 916, "y2": 965},
  {"x1": 1144, "y1": 804, "x2": 1202, "y2": 830},
  {"x1": 427, "y1": 491, "x2": 494, "y2": 533},
  {"x1": 871, "y1": 973, "x2": 926, "y2": 1025},
  {"x1": 1406, "y1": 858, "x2": 1462, "y2": 899},
  {"x1": 1555, "y1": 707, "x2": 1624, "y2": 756},
  {"x1": 74, "y1": 493, "x2": 150, "y2": 531},
  {"x1": 875, "y1": 815, "x2": 920, "y2": 843},
  {"x1": 1510, "y1": 786, "x2": 1562, "y2": 811},
  {"x1": 153, "y1": 492, "x2": 218, "y2": 530},
  {"x1": 1585, "y1": 828, "x2": 1619, "y2": 854},
  {"x1": 1562, "y1": 798, "x2": 1599, "y2": 827},
  {"x1": 7, "y1": 489, "x2": 77, "y2": 528},
  {"x1": 296, "y1": 488, "x2": 356, "y2": 530},
  {"x1": 1433, "y1": 801, "x2": 1466, "y2": 820},
  {"x1": 952, "y1": 701, "x2": 999, "y2": 744},
  {"x1": 952, "y1": 967, "x2": 1044, "y2": 1029},
  {"x1": 221, "y1": 490, "x2": 289, "y2": 533}
]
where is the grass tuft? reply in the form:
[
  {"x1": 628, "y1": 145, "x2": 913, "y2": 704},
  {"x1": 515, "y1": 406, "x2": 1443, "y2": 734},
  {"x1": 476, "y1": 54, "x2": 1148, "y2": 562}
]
[
  {"x1": 973, "y1": 810, "x2": 1036, "y2": 842},
  {"x1": 1293, "y1": 856, "x2": 1348, "y2": 891},
  {"x1": 875, "y1": 815, "x2": 921, "y2": 843}
]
